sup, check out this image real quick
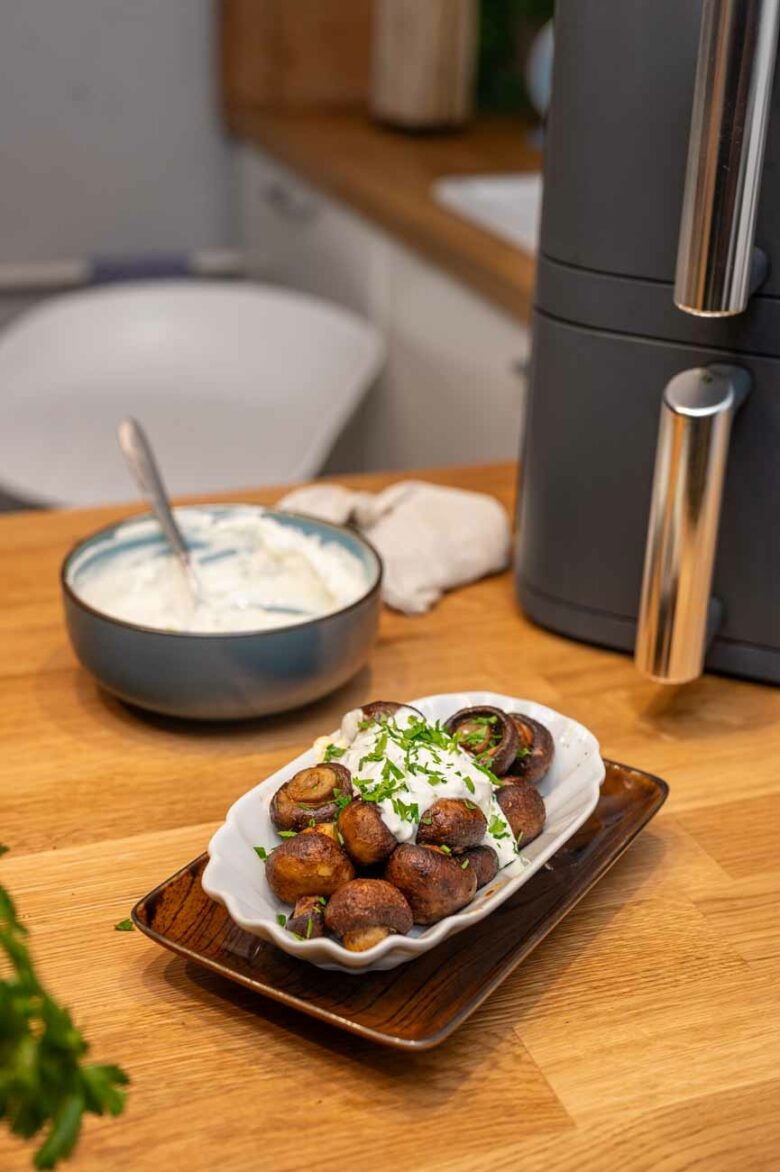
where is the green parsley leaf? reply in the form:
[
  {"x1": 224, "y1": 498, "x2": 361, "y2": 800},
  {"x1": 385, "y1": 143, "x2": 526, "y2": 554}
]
[
  {"x1": 463, "y1": 776, "x2": 476, "y2": 794},
  {"x1": 276, "y1": 914, "x2": 287, "y2": 927},
  {"x1": 391, "y1": 797, "x2": 419, "y2": 823},
  {"x1": 461, "y1": 858, "x2": 470, "y2": 869},
  {"x1": 254, "y1": 846, "x2": 269, "y2": 861},
  {"x1": 439, "y1": 844, "x2": 452, "y2": 855},
  {"x1": 0, "y1": 847, "x2": 129, "y2": 1166},
  {"x1": 114, "y1": 919, "x2": 134, "y2": 932},
  {"x1": 278, "y1": 830, "x2": 297, "y2": 838},
  {"x1": 323, "y1": 743, "x2": 346, "y2": 762}
]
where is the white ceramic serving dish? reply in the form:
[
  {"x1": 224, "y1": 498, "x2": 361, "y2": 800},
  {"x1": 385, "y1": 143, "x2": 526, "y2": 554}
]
[{"x1": 202, "y1": 691, "x2": 605, "y2": 971}]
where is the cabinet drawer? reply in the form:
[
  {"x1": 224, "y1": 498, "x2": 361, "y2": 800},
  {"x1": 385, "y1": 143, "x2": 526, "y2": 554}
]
[{"x1": 238, "y1": 145, "x2": 384, "y2": 316}]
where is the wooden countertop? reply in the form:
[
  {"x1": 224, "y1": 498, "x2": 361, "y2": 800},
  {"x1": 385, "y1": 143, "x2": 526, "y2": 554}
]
[
  {"x1": 2, "y1": 461, "x2": 780, "y2": 1169},
  {"x1": 228, "y1": 106, "x2": 540, "y2": 321}
]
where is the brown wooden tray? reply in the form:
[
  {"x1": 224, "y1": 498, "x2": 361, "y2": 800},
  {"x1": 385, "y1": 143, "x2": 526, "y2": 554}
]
[{"x1": 132, "y1": 760, "x2": 667, "y2": 1050}]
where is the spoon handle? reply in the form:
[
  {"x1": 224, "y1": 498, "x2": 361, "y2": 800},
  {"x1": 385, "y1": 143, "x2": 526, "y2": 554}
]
[{"x1": 117, "y1": 418, "x2": 200, "y2": 598}]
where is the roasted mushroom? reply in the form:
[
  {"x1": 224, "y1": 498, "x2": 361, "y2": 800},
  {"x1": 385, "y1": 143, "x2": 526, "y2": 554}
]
[
  {"x1": 324, "y1": 879, "x2": 413, "y2": 951},
  {"x1": 270, "y1": 763, "x2": 354, "y2": 833},
  {"x1": 503, "y1": 714, "x2": 555, "y2": 786},
  {"x1": 362, "y1": 700, "x2": 422, "y2": 723},
  {"x1": 416, "y1": 798, "x2": 487, "y2": 852},
  {"x1": 385, "y1": 843, "x2": 478, "y2": 924},
  {"x1": 496, "y1": 782, "x2": 546, "y2": 846},
  {"x1": 300, "y1": 822, "x2": 339, "y2": 844},
  {"x1": 286, "y1": 895, "x2": 327, "y2": 940},
  {"x1": 444, "y1": 705, "x2": 519, "y2": 776},
  {"x1": 265, "y1": 831, "x2": 355, "y2": 904},
  {"x1": 338, "y1": 799, "x2": 397, "y2": 865},
  {"x1": 460, "y1": 845, "x2": 499, "y2": 889}
]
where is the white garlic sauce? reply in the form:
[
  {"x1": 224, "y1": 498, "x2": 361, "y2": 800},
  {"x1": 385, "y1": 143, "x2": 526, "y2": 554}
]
[
  {"x1": 316, "y1": 706, "x2": 518, "y2": 868},
  {"x1": 73, "y1": 508, "x2": 369, "y2": 634}
]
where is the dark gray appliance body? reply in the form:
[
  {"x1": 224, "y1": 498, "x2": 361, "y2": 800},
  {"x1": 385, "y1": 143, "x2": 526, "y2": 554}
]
[{"x1": 515, "y1": 0, "x2": 780, "y2": 683}]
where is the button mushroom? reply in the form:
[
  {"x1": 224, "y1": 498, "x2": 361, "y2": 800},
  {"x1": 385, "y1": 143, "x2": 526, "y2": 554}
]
[
  {"x1": 270, "y1": 763, "x2": 354, "y2": 833},
  {"x1": 416, "y1": 798, "x2": 487, "y2": 851},
  {"x1": 285, "y1": 895, "x2": 327, "y2": 940},
  {"x1": 503, "y1": 714, "x2": 555, "y2": 786},
  {"x1": 496, "y1": 782, "x2": 546, "y2": 846},
  {"x1": 384, "y1": 843, "x2": 478, "y2": 924},
  {"x1": 300, "y1": 822, "x2": 339, "y2": 844},
  {"x1": 338, "y1": 799, "x2": 397, "y2": 865},
  {"x1": 264, "y1": 831, "x2": 355, "y2": 904},
  {"x1": 362, "y1": 700, "x2": 422, "y2": 723},
  {"x1": 444, "y1": 705, "x2": 519, "y2": 776},
  {"x1": 324, "y1": 879, "x2": 413, "y2": 951},
  {"x1": 459, "y1": 844, "x2": 499, "y2": 889}
]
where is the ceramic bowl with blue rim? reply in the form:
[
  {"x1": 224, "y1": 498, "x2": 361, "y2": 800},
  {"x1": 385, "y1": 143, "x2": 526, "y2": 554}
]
[{"x1": 61, "y1": 505, "x2": 382, "y2": 720}]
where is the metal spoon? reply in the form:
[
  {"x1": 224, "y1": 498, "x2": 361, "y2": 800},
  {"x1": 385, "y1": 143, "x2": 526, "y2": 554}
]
[
  {"x1": 117, "y1": 417, "x2": 203, "y2": 605},
  {"x1": 117, "y1": 418, "x2": 310, "y2": 620}
]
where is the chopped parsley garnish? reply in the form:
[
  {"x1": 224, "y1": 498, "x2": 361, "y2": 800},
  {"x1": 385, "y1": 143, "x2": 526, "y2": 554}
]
[
  {"x1": 391, "y1": 798, "x2": 420, "y2": 823},
  {"x1": 488, "y1": 815, "x2": 511, "y2": 841},
  {"x1": 276, "y1": 914, "x2": 287, "y2": 927},
  {"x1": 306, "y1": 917, "x2": 314, "y2": 939},
  {"x1": 463, "y1": 776, "x2": 476, "y2": 794},
  {"x1": 461, "y1": 858, "x2": 470, "y2": 869},
  {"x1": 254, "y1": 846, "x2": 270, "y2": 860},
  {"x1": 114, "y1": 919, "x2": 134, "y2": 932},
  {"x1": 439, "y1": 844, "x2": 452, "y2": 854},
  {"x1": 472, "y1": 758, "x2": 503, "y2": 787},
  {"x1": 316, "y1": 896, "x2": 327, "y2": 907},
  {"x1": 323, "y1": 743, "x2": 346, "y2": 762},
  {"x1": 278, "y1": 830, "x2": 297, "y2": 838}
]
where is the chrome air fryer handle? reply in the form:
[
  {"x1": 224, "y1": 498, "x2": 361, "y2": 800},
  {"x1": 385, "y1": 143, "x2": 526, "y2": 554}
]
[
  {"x1": 675, "y1": 0, "x2": 780, "y2": 316},
  {"x1": 635, "y1": 366, "x2": 750, "y2": 683}
]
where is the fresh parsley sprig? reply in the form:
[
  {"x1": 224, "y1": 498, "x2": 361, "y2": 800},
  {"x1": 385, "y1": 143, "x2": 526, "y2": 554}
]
[{"x1": 0, "y1": 845, "x2": 129, "y2": 1168}]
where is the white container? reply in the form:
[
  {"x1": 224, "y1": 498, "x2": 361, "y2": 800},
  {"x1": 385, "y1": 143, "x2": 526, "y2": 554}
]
[
  {"x1": 370, "y1": 0, "x2": 478, "y2": 130},
  {"x1": 203, "y1": 690, "x2": 605, "y2": 971}
]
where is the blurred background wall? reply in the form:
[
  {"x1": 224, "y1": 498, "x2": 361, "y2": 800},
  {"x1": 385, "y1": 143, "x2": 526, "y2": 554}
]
[{"x1": 0, "y1": 0, "x2": 233, "y2": 327}]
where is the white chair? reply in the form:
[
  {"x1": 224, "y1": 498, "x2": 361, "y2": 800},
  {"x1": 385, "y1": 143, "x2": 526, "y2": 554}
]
[{"x1": 0, "y1": 280, "x2": 384, "y2": 507}]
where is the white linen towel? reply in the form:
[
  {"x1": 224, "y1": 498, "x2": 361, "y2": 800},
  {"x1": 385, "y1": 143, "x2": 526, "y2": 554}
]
[{"x1": 278, "y1": 480, "x2": 511, "y2": 614}]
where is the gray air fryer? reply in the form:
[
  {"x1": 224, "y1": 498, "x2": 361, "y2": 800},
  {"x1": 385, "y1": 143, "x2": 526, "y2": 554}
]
[{"x1": 515, "y1": 0, "x2": 780, "y2": 685}]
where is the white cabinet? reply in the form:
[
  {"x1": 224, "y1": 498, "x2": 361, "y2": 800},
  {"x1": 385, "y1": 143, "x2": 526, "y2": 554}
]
[{"x1": 238, "y1": 144, "x2": 530, "y2": 472}]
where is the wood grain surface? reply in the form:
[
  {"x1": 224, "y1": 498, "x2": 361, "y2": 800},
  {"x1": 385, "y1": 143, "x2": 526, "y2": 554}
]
[
  {"x1": 221, "y1": 0, "x2": 373, "y2": 111},
  {"x1": 227, "y1": 106, "x2": 540, "y2": 321},
  {"x1": 2, "y1": 462, "x2": 780, "y2": 1169}
]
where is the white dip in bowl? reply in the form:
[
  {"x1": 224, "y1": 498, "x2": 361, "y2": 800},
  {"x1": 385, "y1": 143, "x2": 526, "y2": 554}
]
[{"x1": 71, "y1": 505, "x2": 370, "y2": 634}]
